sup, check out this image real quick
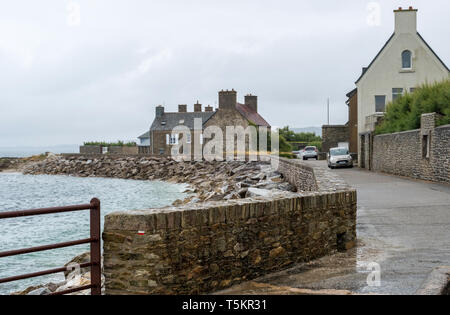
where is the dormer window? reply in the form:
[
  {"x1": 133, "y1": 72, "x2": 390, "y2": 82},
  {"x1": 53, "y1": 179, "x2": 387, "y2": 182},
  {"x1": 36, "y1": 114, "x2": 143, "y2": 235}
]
[{"x1": 402, "y1": 50, "x2": 412, "y2": 69}]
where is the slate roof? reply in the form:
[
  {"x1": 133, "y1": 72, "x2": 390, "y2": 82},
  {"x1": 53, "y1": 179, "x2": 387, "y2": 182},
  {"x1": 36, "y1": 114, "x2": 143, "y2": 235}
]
[
  {"x1": 138, "y1": 131, "x2": 150, "y2": 139},
  {"x1": 150, "y1": 111, "x2": 216, "y2": 131},
  {"x1": 236, "y1": 103, "x2": 271, "y2": 127}
]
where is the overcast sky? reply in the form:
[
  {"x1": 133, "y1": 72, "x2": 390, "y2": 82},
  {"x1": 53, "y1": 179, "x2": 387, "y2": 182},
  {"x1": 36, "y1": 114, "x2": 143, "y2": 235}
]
[{"x1": 0, "y1": 0, "x2": 449, "y2": 147}]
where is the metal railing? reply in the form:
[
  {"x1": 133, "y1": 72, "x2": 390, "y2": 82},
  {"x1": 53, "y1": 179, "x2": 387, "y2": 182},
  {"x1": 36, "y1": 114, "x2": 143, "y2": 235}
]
[{"x1": 0, "y1": 198, "x2": 101, "y2": 295}]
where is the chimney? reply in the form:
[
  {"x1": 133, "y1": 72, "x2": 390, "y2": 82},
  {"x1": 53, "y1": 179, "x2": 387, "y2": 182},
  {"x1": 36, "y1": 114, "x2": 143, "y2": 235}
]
[
  {"x1": 394, "y1": 6, "x2": 417, "y2": 34},
  {"x1": 245, "y1": 94, "x2": 258, "y2": 112},
  {"x1": 205, "y1": 105, "x2": 213, "y2": 112},
  {"x1": 156, "y1": 105, "x2": 164, "y2": 118},
  {"x1": 218, "y1": 89, "x2": 237, "y2": 109},
  {"x1": 194, "y1": 101, "x2": 202, "y2": 112},
  {"x1": 178, "y1": 104, "x2": 187, "y2": 113}
]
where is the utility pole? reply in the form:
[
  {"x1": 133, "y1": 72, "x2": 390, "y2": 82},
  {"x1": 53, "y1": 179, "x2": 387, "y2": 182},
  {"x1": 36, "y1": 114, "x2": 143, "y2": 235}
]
[{"x1": 327, "y1": 97, "x2": 330, "y2": 125}]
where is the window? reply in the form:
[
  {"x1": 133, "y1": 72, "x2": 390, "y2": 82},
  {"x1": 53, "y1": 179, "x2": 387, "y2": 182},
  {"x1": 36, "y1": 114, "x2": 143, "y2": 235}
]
[
  {"x1": 186, "y1": 133, "x2": 191, "y2": 144},
  {"x1": 392, "y1": 88, "x2": 403, "y2": 101},
  {"x1": 402, "y1": 50, "x2": 412, "y2": 69},
  {"x1": 410, "y1": 88, "x2": 416, "y2": 93},
  {"x1": 166, "y1": 134, "x2": 178, "y2": 145},
  {"x1": 375, "y1": 95, "x2": 386, "y2": 112}
]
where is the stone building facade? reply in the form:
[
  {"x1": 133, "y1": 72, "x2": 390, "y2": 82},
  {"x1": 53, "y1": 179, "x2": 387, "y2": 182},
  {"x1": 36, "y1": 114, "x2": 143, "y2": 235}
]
[{"x1": 148, "y1": 90, "x2": 271, "y2": 159}]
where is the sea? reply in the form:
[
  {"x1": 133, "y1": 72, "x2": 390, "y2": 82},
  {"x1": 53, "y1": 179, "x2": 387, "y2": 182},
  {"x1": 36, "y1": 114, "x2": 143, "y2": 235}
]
[{"x1": 0, "y1": 172, "x2": 188, "y2": 294}]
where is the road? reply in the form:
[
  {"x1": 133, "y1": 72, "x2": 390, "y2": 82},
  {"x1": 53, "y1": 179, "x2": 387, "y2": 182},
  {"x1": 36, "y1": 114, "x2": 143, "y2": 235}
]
[{"x1": 217, "y1": 161, "x2": 450, "y2": 295}]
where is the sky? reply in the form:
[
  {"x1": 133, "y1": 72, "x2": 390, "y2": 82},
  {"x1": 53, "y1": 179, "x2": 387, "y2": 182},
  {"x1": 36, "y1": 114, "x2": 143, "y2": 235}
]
[{"x1": 0, "y1": 0, "x2": 449, "y2": 147}]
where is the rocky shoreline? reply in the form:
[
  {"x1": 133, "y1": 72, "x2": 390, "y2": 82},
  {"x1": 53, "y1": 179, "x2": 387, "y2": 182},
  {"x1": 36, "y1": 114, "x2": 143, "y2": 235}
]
[
  {"x1": 12, "y1": 252, "x2": 103, "y2": 295},
  {"x1": 21, "y1": 154, "x2": 295, "y2": 205}
]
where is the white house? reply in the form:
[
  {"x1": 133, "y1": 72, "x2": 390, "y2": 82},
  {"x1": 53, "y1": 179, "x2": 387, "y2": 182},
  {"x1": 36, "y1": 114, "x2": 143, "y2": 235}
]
[
  {"x1": 137, "y1": 131, "x2": 150, "y2": 146},
  {"x1": 355, "y1": 7, "x2": 449, "y2": 156}
]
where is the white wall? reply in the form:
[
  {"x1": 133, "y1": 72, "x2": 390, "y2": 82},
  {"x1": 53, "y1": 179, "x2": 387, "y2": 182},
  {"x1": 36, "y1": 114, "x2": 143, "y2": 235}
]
[
  {"x1": 356, "y1": 9, "x2": 449, "y2": 155},
  {"x1": 139, "y1": 138, "x2": 150, "y2": 146}
]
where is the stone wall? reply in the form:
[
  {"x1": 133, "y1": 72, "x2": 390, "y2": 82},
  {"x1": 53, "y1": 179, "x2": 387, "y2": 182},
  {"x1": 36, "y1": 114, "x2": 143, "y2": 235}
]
[
  {"x1": 108, "y1": 146, "x2": 139, "y2": 155},
  {"x1": 103, "y1": 158, "x2": 357, "y2": 295},
  {"x1": 79, "y1": 145, "x2": 138, "y2": 155},
  {"x1": 322, "y1": 125, "x2": 349, "y2": 153},
  {"x1": 372, "y1": 113, "x2": 449, "y2": 183},
  {"x1": 79, "y1": 145, "x2": 102, "y2": 154}
]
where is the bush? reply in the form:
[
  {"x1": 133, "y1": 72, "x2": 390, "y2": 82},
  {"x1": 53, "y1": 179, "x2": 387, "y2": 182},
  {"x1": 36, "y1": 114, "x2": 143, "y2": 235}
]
[
  {"x1": 83, "y1": 141, "x2": 137, "y2": 147},
  {"x1": 278, "y1": 127, "x2": 321, "y2": 142},
  {"x1": 376, "y1": 80, "x2": 450, "y2": 135}
]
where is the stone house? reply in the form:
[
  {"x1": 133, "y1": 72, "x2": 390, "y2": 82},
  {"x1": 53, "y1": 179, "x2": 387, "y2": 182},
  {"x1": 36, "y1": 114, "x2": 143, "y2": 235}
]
[
  {"x1": 324, "y1": 7, "x2": 449, "y2": 159},
  {"x1": 147, "y1": 90, "x2": 270, "y2": 158}
]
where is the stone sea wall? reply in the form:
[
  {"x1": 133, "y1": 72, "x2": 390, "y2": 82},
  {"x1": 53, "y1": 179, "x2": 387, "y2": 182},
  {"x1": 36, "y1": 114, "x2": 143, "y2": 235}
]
[{"x1": 103, "y1": 157, "x2": 356, "y2": 295}]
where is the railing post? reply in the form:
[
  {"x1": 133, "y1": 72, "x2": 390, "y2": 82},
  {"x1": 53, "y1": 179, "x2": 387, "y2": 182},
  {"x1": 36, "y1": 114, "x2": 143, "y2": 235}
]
[{"x1": 90, "y1": 198, "x2": 101, "y2": 295}]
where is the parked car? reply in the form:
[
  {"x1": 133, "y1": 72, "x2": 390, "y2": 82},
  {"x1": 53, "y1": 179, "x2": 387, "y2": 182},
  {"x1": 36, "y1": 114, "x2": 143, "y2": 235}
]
[
  {"x1": 299, "y1": 146, "x2": 318, "y2": 160},
  {"x1": 327, "y1": 147, "x2": 353, "y2": 168}
]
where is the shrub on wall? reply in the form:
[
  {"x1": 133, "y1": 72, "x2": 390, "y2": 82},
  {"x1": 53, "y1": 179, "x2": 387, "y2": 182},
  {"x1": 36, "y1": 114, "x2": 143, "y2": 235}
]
[
  {"x1": 83, "y1": 141, "x2": 137, "y2": 147},
  {"x1": 376, "y1": 80, "x2": 450, "y2": 135}
]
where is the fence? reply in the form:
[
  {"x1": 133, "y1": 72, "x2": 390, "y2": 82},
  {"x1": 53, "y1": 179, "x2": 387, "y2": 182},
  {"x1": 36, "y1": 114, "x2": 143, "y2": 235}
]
[{"x1": 0, "y1": 198, "x2": 101, "y2": 295}]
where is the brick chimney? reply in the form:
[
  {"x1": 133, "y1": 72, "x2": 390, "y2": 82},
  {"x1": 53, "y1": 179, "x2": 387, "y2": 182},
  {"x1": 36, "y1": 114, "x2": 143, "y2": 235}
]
[
  {"x1": 156, "y1": 105, "x2": 164, "y2": 118},
  {"x1": 205, "y1": 105, "x2": 213, "y2": 112},
  {"x1": 218, "y1": 89, "x2": 237, "y2": 110},
  {"x1": 245, "y1": 94, "x2": 258, "y2": 112},
  {"x1": 178, "y1": 104, "x2": 187, "y2": 113},
  {"x1": 194, "y1": 101, "x2": 202, "y2": 112},
  {"x1": 394, "y1": 6, "x2": 417, "y2": 34}
]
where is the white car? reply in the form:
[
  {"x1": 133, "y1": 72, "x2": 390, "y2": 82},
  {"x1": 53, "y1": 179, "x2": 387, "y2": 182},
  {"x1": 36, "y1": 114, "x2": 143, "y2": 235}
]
[
  {"x1": 327, "y1": 147, "x2": 353, "y2": 168},
  {"x1": 299, "y1": 146, "x2": 318, "y2": 160}
]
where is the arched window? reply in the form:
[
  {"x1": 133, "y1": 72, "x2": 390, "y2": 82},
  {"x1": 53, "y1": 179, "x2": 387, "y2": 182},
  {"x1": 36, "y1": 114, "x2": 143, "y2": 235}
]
[{"x1": 402, "y1": 50, "x2": 412, "y2": 69}]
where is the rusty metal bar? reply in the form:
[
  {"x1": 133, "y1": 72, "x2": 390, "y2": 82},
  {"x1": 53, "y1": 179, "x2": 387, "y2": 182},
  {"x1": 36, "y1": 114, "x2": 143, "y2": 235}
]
[
  {"x1": 89, "y1": 198, "x2": 102, "y2": 295},
  {"x1": 0, "y1": 198, "x2": 102, "y2": 295},
  {"x1": 0, "y1": 203, "x2": 93, "y2": 219},
  {"x1": 0, "y1": 262, "x2": 93, "y2": 284},
  {"x1": 49, "y1": 284, "x2": 93, "y2": 295},
  {"x1": 0, "y1": 238, "x2": 96, "y2": 258}
]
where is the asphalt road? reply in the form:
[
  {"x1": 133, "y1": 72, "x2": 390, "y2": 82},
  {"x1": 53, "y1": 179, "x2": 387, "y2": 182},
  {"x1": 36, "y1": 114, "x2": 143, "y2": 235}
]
[{"x1": 217, "y1": 161, "x2": 450, "y2": 295}]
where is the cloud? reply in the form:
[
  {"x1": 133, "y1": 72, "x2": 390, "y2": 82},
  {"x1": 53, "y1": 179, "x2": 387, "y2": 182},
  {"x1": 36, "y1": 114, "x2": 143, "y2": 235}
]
[{"x1": 0, "y1": 0, "x2": 449, "y2": 147}]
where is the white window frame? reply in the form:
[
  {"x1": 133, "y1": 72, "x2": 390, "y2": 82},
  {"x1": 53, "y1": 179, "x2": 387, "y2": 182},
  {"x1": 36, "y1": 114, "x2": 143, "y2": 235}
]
[{"x1": 401, "y1": 50, "x2": 412, "y2": 70}]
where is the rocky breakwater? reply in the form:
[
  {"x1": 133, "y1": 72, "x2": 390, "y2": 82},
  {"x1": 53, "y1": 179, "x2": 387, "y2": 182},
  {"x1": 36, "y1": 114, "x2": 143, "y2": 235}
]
[
  {"x1": 22, "y1": 155, "x2": 295, "y2": 204},
  {"x1": 12, "y1": 252, "x2": 103, "y2": 295}
]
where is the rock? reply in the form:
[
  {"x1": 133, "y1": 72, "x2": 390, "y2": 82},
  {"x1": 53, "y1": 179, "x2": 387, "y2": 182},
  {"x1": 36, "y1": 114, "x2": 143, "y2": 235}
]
[
  {"x1": 64, "y1": 251, "x2": 91, "y2": 279},
  {"x1": 28, "y1": 287, "x2": 51, "y2": 295},
  {"x1": 237, "y1": 188, "x2": 248, "y2": 198},
  {"x1": 246, "y1": 188, "x2": 274, "y2": 198}
]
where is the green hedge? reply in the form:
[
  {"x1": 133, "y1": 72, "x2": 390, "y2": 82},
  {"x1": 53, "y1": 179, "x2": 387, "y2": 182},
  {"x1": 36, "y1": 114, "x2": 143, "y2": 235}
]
[
  {"x1": 83, "y1": 141, "x2": 137, "y2": 147},
  {"x1": 376, "y1": 80, "x2": 450, "y2": 135}
]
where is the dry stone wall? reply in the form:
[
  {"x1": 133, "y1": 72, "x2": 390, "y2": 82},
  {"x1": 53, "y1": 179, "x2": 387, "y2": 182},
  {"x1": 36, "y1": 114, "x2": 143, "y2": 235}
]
[{"x1": 372, "y1": 113, "x2": 449, "y2": 183}]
